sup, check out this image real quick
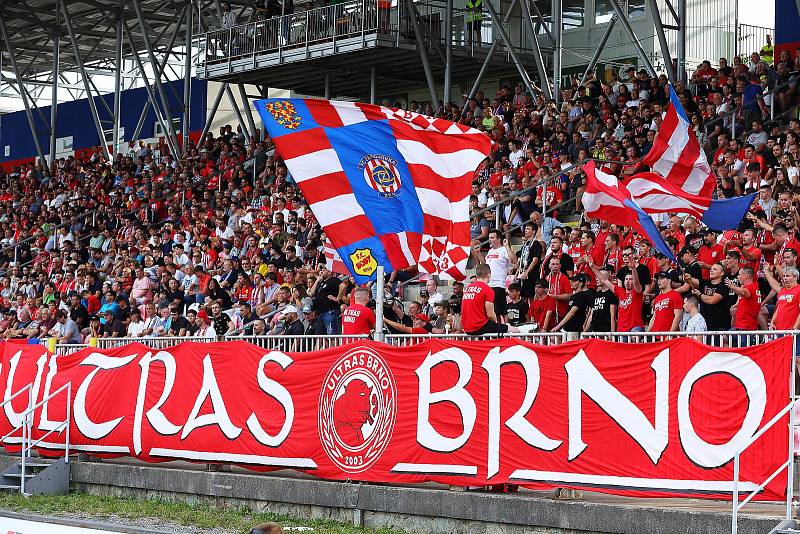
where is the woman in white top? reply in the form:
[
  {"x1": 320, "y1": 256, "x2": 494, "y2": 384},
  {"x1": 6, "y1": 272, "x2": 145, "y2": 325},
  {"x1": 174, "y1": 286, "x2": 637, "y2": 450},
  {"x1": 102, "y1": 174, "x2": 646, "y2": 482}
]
[{"x1": 127, "y1": 309, "x2": 145, "y2": 337}]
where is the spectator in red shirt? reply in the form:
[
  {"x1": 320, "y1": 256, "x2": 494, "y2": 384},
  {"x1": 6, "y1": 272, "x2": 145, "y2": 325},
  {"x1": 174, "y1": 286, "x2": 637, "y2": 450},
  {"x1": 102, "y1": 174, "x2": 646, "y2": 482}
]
[
  {"x1": 461, "y1": 264, "x2": 520, "y2": 335},
  {"x1": 728, "y1": 267, "x2": 761, "y2": 331},
  {"x1": 341, "y1": 287, "x2": 375, "y2": 335},
  {"x1": 697, "y1": 230, "x2": 724, "y2": 280},
  {"x1": 648, "y1": 272, "x2": 683, "y2": 332},
  {"x1": 765, "y1": 265, "x2": 800, "y2": 330},
  {"x1": 612, "y1": 253, "x2": 645, "y2": 332},
  {"x1": 527, "y1": 278, "x2": 556, "y2": 332}
]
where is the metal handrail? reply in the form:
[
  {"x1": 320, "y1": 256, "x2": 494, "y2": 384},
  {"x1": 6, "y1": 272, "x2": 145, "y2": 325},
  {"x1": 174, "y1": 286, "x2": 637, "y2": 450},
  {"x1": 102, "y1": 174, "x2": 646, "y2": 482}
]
[
  {"x1": 0, "y1": 384, "x2": 32, "y2": 443},
  {"x1": 17, "y1": 382, "x2": 71, "y2": 494},
  {"x1": 731, "y1": 396, "x2": 797, "y2": 534}
]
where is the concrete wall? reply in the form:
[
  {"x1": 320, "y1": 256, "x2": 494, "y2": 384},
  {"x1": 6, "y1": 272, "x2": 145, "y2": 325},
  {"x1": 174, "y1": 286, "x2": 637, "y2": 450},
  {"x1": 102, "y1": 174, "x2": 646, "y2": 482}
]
[{"x1": 66, "y1": 461, "x2": 781, "y2": 534}]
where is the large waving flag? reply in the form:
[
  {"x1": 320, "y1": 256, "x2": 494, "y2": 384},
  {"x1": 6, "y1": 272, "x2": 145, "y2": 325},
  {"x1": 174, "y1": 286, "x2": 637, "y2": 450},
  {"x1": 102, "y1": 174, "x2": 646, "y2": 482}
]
[
  {"x1": 625, "y1": 172, "x2": 756, "y2": 230},
  {"x1": 583, "y1": 162, "x2": 679, "y2": 262},
  {"x1": 255, "y1": 99, "x2": 491, "y2": 282},
  {"x1": 643, "y1": 86, "x2": 716, "y2": 198},
  {"x1": 584, "y1": 162, "x2": 756, "y2": 262}
]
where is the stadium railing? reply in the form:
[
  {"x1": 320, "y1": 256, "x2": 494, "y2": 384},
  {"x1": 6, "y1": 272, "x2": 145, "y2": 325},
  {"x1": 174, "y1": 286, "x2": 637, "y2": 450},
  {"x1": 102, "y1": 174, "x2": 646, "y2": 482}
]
[{"x1": 43, "y1": 330, "x2": 798, "y2": 353}]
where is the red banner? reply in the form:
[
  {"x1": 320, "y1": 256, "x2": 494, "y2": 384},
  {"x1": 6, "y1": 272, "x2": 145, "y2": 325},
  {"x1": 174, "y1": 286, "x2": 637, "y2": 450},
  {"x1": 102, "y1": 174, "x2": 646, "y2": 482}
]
[{"x1": 0, "y1": 337, "x2": 791, "y2": 500}]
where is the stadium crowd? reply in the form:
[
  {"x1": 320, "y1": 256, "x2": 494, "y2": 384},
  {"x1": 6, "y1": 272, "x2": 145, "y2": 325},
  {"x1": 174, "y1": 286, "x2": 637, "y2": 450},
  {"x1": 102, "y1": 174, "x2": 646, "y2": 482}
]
[{"x1": 1, "y1": 41, "x2": 799, "y2": 344}]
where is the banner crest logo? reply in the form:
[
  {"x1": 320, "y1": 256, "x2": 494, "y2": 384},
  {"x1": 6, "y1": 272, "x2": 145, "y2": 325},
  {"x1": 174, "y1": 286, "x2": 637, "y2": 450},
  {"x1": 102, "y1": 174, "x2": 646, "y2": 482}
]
[{"x1": 319, "y1": 347, "x2": 397, "y2": 473}]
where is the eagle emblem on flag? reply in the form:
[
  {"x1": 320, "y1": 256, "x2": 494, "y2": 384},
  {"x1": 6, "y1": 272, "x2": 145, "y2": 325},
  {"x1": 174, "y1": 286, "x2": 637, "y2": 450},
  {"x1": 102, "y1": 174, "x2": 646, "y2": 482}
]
[{"x1": 265, "y1": 101, "x2": 302, "y2": 130}]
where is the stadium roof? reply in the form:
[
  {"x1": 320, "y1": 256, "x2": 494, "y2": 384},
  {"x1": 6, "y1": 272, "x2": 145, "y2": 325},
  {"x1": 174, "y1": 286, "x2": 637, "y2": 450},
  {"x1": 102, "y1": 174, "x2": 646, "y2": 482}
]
[{"x1": 1, "y1": 0, "x2": 199, "y2": 76}]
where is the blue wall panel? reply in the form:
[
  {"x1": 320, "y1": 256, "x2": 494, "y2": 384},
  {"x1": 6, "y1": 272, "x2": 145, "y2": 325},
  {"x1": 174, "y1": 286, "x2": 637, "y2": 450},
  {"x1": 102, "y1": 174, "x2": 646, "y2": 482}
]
[{"x1": 0, "y1": 78, "x2": 207, "y2": 164}]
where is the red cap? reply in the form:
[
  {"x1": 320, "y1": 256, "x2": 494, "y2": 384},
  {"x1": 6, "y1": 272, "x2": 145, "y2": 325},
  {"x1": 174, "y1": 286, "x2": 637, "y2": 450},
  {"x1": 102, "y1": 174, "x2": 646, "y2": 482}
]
[
  {"x1": 413, "y1": 313, "x2": 429, "y2": 323},
  {"x1": 196, "y1": 309, "x2": 209, "y2": 321}
]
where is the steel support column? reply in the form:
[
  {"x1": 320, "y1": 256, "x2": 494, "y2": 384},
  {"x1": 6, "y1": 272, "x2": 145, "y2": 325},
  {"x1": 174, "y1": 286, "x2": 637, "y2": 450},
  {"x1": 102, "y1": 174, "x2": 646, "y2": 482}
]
[
  {"x1": 129, "y1": 5, "x2": 188, "y2": 144},
  {"x1": 607, "y1": 0, "x2": 657, "y2": 79},
  {"x1": 676, "y1": 0, "x2": 686, "y2": 83},
  {"x1": 646, "y1": 0, "x2": 675, "y2": 84},
  {"x1": 50, "y1": 27, "x2": 60, "y2": 165},
  {"x1": 113, "y1": 13, "x2": 123, "y2": 156},
  {"x1": 519, "y1": 0, "x2": 551, "y2": 100},
  {"x1": 483, "y1": 0, "x2": 538, "y2": 98},
  {"x1": 200, "y1": 83, "x2": 226, "y2": 142},
  {"x1": 444, "y1": 0, "x2": 452, "y2": 105},
  {"x1": 405, "y1": 0, "x2": 440, "y2": 110},
  {"x1": 132, "y1": 0, "x2": 182, "y2": 156},
  {"x1": 370, "y1": 67, "x2": 377, "y2": 105},
  {"x1": 124, "y1": 19, "x2": 180, "y2": 157},
  {"x1": 225, "y1": 84, "x2": 250, "y2": 139},
  {"x1": 60, "y1": 0, "x2": 111, "y2": 159},
  {"x1": 466, "y1": 0, "x2": 518, "y2": 103},
  {"x1": 238, "y1": 83, "x2": 257, "y2": 142},
  {"x1": 529, "y1": 0, "x2": 553, "y2": 43},
  {"x1": 183, "y1": 0, "x2": 193, "y2": 152},
  {"x1": 0, "y1": 18, "x2": 46, "y2": 163},
  {"x1": 579, "y1": 15, "x2": 616, "y2": 85},
  {"x1": 552, "y1": 0, "x2": 562, "y2": 105},
  {"x1": 324, "y1": 74, "x2": 331, "y2": 99}
]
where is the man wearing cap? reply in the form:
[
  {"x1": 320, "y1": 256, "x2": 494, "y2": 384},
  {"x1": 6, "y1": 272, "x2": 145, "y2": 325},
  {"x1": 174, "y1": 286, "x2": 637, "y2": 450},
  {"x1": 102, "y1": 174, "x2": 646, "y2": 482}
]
[
  {"x1": 194, "y1": 309, "x2": 216, "y2": 337},
  {"x1": 341, "y1": 286, "x2": 375, "y2": 336},
  {"x1": 648, "y1": 272, "x2": 683, "y2": 332},
  {"x1": 462, "y1": 264, "x2": 521, "y2": 335},
  {"x1": 302, "y1": 305, "x2": 326, "y2": 335},
  {"x1": 99, "y1": 309, "x2": 125, "y2": 338},
  {"x1": 676, "y1": 245, "x2": 702, "y2": 295},
  {"x1": 551, "y1": 273, "x2": 591, "y2": 333},
  {"x1": 384, "y1": 313, "x2": 433, "y2": 334},
  {"x1": 281, "y1": 305, "x2": 304, "y2": 336}
]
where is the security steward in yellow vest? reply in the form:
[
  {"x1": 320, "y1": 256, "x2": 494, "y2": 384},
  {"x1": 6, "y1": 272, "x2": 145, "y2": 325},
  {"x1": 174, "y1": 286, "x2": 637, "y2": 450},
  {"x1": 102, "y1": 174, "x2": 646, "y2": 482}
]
[{"x1": 466, "y1": 0, "x2": 482, "y2": 46}]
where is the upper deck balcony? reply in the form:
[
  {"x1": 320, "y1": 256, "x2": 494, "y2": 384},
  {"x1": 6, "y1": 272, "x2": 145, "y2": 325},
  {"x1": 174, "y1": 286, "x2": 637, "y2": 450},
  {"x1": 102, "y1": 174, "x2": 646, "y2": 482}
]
[{"x1": 196, "y1": 0, "x2": 549, "y2": 99}]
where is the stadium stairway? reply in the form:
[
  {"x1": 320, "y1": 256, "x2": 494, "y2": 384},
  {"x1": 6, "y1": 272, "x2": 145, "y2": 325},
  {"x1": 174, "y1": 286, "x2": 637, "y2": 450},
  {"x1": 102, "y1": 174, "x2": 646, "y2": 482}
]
[{"x1": 0, "y1": 457, "x2": 69, "y2": 495}]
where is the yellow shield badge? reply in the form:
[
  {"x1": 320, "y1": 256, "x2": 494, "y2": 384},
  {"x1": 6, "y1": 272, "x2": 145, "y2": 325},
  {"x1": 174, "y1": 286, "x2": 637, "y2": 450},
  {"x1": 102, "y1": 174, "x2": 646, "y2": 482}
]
[{"x1": 349, "y1": 248, "x2": 377, "y2": 277}]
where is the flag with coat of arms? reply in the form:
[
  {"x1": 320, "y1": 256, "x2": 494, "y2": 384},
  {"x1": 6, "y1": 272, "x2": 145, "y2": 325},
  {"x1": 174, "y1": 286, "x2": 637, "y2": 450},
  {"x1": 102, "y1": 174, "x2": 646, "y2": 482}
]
[{"x1": 255, "y1": 99, "x2": 492, "y2": 283}]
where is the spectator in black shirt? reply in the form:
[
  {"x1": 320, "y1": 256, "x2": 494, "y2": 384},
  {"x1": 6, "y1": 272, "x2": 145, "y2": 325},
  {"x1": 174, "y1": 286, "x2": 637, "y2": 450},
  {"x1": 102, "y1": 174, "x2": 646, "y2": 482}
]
[
  {"x1": 587, "y1": 266, "x2": 618, "y2": 332},
  {"x1": 302, "y1": 304, "x2": 326, "y2": 335},
  {"x1": 100, "y1": 310, "x2": 125, "y2": 338},
  {"x1": 677, "y1": 245, "x2": 703, "y2": 294},
  {"x1": 691, "y1": 262, "x2": 729, "y2": 331},
  {"x1": 282, "y1": 305, "x2": 304, "y2": 336},
  {"x1": 68, "y1": 292, "x2": 89, "y2": 329},
  {"x1": 309, "y1": 266, "x2": 343, "y2": 334},
  {"x1": 210, "y1": 301, "x2": 233, "y2": 336},
  {"x1": 552, "y1": 274, "x2": 592, "y2": 333},
  {"x1": 506, "y1": 283, "x2": 529, "y2": 326},
  {"x1": 166, "y1": 307, "x2": 189, "y2": 336}
]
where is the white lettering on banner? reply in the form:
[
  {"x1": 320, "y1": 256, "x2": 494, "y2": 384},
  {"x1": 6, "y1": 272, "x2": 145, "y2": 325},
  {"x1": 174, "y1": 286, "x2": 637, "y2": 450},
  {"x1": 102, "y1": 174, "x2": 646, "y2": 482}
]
[
  {"x1": 4, "y1": 349, "x2": 47, "y2": 430},
  {"x1": 482, "y1": 346, "x2": 562, "y2": 478},
  {"x1": 75, "y1": 353, "x2": 137, "y2": 440},
  {"x1": 678, "y1": 352, "x2": 766, "y2": 468},
  {"x1": 181, "y1": 355, "x2": 242, "y2": 440},
  {"x1": 133, "y1": 351, "x2": 181, "y2": 455},
  {"x1": 246, "y1": 351, "x2": 294, "y2": 447},
  {"x1": 415, "y1": 347, "x2": 476, "y2": 451},
  {"x1": 39, "y1": 354, "x2": 62, "y2": 432},
  {"x1": 565, "y1": 349, "x2": 669, "y2": 463}
]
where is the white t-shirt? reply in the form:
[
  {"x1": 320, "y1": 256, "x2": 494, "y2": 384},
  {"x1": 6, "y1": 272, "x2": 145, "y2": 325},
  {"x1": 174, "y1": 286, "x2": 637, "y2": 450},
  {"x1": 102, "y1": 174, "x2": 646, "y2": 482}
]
[{"x1": 485, "y1": 246, "x2": 512, "y2": 288}]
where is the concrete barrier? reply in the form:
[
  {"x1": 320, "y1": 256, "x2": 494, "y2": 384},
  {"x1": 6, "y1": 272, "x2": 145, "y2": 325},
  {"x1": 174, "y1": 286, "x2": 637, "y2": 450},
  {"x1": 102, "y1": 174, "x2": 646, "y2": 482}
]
[{"x1": 65, "y1": 461, "x2": 783, "y2": 534}]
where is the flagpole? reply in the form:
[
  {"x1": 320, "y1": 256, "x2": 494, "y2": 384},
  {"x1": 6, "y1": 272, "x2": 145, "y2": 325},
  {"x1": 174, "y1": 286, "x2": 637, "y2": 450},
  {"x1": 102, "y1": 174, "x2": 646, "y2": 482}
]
[{"x1": 374, "y1": 265, "x2": 385, "y2": 342}]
